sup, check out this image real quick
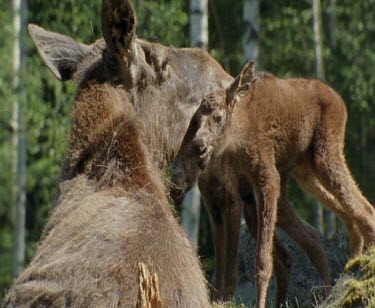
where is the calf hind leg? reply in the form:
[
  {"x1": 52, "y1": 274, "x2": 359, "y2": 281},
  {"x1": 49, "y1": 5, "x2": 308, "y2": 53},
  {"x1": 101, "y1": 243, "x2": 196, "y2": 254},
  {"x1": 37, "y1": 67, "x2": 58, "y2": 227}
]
[
  {"x1": 277, "y1": 176, "x2": 332, "y2": 294},
  {"x1": 314, "y1": 154, "x2": 375, "y2": 250},
  {"x1": 313, "y1": 113, "x2": 375, "y2": 250},
  {"x1": 313, "y1": 99, "x2": 375, "y2": 250},
  {"x1": 293, "y1": 163, "x2": 364, "y2": 258}
]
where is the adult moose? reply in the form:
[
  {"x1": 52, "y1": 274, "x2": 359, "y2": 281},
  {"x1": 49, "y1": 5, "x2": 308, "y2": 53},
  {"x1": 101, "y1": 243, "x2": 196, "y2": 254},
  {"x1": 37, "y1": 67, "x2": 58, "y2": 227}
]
[
  {"x1": 171, "y1": 61, "x2": 375, "y2": 308},
  {"x1": 4, "y1": 2, "x2": 211, "y2": 307},
  {"x1": 22, "y1": 0, "x2": 329, "y2": 303}
]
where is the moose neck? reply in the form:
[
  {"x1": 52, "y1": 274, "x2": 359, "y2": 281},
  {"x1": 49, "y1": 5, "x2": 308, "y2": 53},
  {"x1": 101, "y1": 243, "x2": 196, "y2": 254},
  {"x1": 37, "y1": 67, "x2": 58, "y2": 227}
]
[{"x1": 63, "y1": 81, "x2": 165, "y2": 198}]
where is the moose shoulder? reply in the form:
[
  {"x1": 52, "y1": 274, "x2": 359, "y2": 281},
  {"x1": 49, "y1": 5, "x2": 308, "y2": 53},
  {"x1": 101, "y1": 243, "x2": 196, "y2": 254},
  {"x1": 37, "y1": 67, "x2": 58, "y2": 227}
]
[{"x1": 4, "y1": 1, "x2": 211, "y2": 307}]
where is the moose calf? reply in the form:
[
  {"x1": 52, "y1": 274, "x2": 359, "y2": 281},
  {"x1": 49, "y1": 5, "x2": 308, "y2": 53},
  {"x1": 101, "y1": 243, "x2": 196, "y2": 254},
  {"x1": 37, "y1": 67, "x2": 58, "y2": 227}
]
[{"x1": 171, "y1": 61, "x2": 375, "y2": 308}]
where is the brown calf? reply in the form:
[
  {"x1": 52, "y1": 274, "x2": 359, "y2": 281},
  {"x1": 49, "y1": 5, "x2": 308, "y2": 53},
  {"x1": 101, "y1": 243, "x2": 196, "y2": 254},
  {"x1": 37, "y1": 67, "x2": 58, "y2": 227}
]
[{"x1": 171, "y1": 61, "x2": 375, "y2": 307}]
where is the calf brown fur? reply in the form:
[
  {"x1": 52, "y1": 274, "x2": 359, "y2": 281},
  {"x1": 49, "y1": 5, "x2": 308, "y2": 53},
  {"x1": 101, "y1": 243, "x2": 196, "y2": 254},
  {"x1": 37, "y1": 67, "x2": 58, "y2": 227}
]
[{"x1": 171, "y1": 61, "x2": 375, "y2": 308}]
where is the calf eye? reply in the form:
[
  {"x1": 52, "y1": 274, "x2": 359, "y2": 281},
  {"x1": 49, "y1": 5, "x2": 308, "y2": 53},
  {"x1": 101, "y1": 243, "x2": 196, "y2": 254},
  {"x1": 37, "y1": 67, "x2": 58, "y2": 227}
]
[{"x1": 214, "y1": 115, "x2": 223, "y2": 124}]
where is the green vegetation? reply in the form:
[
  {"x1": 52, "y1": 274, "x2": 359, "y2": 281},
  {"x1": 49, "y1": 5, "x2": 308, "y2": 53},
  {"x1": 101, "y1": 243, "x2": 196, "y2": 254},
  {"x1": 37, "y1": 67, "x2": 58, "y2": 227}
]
[
  {"x1": 342, "y1": 249, "x2": 375, "y2": 307},
  {"x1": 322, "y1": 247, "x2": 375, "y2": 307},
  {"x1": 1, "y1": 0, "x2": 375, "y2": 298}
]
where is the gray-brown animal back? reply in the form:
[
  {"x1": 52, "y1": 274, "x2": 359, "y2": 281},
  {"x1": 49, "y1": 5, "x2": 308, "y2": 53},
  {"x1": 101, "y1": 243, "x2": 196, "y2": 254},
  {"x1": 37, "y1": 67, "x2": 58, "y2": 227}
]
[{"x1": 4, "y1": 176, "x2": 209, "y2": 307}]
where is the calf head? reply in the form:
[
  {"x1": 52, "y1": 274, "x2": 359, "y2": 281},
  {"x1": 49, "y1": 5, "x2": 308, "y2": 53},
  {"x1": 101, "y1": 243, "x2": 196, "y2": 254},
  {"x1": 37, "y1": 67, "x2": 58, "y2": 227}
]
[{"x1": 170, "y1": 61, "x2": 256, "y2": 204}]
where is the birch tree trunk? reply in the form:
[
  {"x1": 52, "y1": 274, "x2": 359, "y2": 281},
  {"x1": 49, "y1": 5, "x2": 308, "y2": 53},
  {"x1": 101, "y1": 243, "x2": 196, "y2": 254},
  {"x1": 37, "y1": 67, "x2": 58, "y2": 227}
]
[
  {"x1": 313, "y1": 0, "x2": 336, "y2": 237},
  {"x1": 243, "y1": 0, "x2": 259, "y2": 63},
  {"x1": 329, "y1": 0, "x2": 336, "y2": 49},
  {"x1": 11, "y1": 0, "x2": 27, "y2": 277},
  {"x1": 181, "y1": 0, "x2": 209, "y2": 248},
  {"x1": 181, "y1": 183, "x2": 201, "y2": 249},
  {"x1": 313, "y1": 0, "x2": 325, "y2": 80},
  {"x1": 189, "y1": 0, "x2": 208, "y2": 49}
]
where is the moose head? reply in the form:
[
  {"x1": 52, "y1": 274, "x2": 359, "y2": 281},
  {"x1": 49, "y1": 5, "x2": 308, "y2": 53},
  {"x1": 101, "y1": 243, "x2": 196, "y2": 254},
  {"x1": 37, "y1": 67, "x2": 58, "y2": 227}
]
[
  {"x1": 28, "y1": 0, "x2": 232, "y2": 169},
  {"x1": 170, "y1": 61, "x2": 256, "y2": 204}
]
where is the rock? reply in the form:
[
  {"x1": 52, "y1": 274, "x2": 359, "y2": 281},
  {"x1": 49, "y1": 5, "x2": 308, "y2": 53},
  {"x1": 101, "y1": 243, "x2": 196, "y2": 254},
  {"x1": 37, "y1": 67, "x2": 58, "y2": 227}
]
[{"x1": 235, "y1": 224, "x2": 347, "y2": 307}]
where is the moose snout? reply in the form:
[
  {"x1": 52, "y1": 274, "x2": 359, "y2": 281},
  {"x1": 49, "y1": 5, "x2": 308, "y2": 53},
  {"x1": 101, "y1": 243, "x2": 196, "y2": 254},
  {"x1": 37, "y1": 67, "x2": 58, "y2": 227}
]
[
  {"x1": 192, "y1": 138, "x2": 213, "y2": 171},
  {"x1": 193, "y1": 141, "x2": 207, "y2": 156},
  {"x1": 170, "y1": 165, "x2": 188, "y2": 205},
  {"x1": 192, "y1": 138, "x2": 210, "y2": 158},
  {"x1": 170, "y1": 186, "x2": 185, "y2": 205}
]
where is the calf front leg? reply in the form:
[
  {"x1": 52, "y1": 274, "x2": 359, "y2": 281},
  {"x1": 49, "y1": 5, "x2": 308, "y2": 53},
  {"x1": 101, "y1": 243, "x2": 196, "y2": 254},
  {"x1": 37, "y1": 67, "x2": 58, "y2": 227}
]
[
  {"x1": 198, "y1": 175, "x2": 226, "y2": 299},
  {"x1": 252, "y1": 165, "x2": 280, "y2": 308},
  {"x1": 243, "y1": 200, "x2": 292, "y2": 307},
  {"x1": 221, "y1": 194, "x2": 243, "y2": 300}
]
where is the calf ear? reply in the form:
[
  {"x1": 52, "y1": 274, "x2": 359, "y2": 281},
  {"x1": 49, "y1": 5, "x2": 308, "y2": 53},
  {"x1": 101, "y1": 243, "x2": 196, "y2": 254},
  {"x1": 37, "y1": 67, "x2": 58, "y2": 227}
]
[
  {"x1": 239, "y1": 60, "x2": 256, "y2": 92},
  {"x1": 226, "y1": 60, "x2": 256, "y2": 107},
  {"x1": 28, "y1": 24, "x2": 92, "y2": 81},
  {"x1": 102, "y1": 0, "x2": 139, "y2": 87}
]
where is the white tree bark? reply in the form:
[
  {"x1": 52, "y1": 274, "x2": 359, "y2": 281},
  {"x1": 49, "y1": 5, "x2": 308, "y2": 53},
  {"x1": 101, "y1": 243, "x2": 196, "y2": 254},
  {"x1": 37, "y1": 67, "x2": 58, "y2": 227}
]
[
  {"x1": 181, "y1": 183, "x2": 201, "y2": 249},
  {"x1": 313, "y1": 0, "x2": 336, "y2": 236},
  {"x1": 181, "y1": 0, "x2": 209, "y2": 248},
  {"x1": 11, "y1": 0, "x2": 27, "y2": 277},
  {"x1": 190, "y1": 0, "x2": 208, "y2": 49},
  {"x1": 313, "y1": 0, "x2": 325, "y2": 80},
  {"x1": 243, "y1": 0, "x2": 259, "y2": 63},
  {"x1": 329, "y1": 0, "x2": 336, "y2": 49},
  {"x1": 312, "y1": 0, "x2": 325, "y2": 234}
]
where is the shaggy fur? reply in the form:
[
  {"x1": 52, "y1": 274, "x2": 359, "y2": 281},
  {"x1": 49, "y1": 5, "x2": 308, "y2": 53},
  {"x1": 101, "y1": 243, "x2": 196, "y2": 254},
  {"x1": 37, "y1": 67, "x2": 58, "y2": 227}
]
[
  {"x1": 23, "y1": 0, "x2": 330, "y2": 304},
  {"x1": 171, "y1": 61, "x2": 375, "y2": 308},
  {"x1": 171, "y1": 65, "x2": 331, "y2": 305},
  {"x1": 3, "y1": 2, "x2": 211, "y2": 306},
  {"x1": 4, "y1": 79, "x2": 210, "y2": 307}
]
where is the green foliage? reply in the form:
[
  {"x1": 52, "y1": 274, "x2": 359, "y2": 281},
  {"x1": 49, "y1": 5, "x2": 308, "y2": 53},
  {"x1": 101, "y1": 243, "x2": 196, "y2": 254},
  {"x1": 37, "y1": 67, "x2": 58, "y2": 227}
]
[
  {"x1": 208, "y1": 0, "x2": 243, "y2": 73},
  {"x1": 134, "y1": 0, "x2": 189, "y2": 46},
  {"x1": 0, "y1": 0, "x2": 17, "y2": 293},
  {"x1": 323, "y1": 247, "x2": 375, "y2": 307},
  {"x1": 1, "y1": 0, "x2": 375, "y2": 296}
]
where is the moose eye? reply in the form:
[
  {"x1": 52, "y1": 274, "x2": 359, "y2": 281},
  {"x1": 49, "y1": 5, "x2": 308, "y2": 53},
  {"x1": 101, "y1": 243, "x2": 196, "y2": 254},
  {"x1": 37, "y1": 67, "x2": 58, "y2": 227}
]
[{"x1": 214, "y1": 115, "x2": 223, "y2": 124}]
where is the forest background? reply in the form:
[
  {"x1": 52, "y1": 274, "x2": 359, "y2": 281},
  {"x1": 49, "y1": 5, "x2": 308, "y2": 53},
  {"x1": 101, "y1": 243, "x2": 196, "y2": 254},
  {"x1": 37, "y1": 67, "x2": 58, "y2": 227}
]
[{"x1": 1, "y1": 0, "x2": 374, "y2": 295}]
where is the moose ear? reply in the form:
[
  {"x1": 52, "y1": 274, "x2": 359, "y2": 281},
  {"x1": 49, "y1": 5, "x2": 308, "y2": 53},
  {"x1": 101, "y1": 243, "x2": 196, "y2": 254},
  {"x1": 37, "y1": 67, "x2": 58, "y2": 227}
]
[
  {"x1": 226, "y1": 60, "x2": 256, "y2": 107},
  {"x1": 101, "y1": 0, "x2": 139, "y2": 87},
  {"x1": 28, "y1": 24, "x2": 92, "y2": 81}
]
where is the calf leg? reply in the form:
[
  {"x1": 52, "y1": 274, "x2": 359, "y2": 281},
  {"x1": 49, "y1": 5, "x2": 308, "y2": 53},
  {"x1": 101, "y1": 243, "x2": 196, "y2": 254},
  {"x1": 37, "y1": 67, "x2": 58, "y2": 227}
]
[
  {"x1": 243, "y1": 201, "x2": 292, "y2": 308},
  {"x1": 313, "y1": 101, "x2": 375, "y2": 251},
  {"x1": 313, "y1": 152, "x2": 375, "y2": 251},
  {"x1": 293, "y1": 163, "x2": 363, "y2": 258},
  {"x1": 198, "y1": 175, "x2": 226, "y2": 299},
  {"x1": 252, "y1": 163, "x2": 280, "y2": 308},
  {"x1": 277, "y1": 177, "x2": 331, "y2": 295},
  {"x1": 221, "y1": 194, "x2": 243, "y2": 300}
]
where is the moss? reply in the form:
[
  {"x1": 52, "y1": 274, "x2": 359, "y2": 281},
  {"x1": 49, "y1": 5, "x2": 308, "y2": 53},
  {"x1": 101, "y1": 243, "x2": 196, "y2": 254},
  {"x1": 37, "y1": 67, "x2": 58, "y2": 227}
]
[
  {"x1": 335, "y1": 247, "x2": 375, "y2": 307},
  {"x1": 211, "y1": 301, "x2": 246, "y2": 308}
]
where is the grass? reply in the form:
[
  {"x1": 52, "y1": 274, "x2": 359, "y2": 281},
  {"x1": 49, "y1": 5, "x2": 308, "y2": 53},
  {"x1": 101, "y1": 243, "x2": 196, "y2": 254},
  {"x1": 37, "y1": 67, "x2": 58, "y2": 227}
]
[{"x1": 211, "y1": 298, "x2": 301, "y2": 308}]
